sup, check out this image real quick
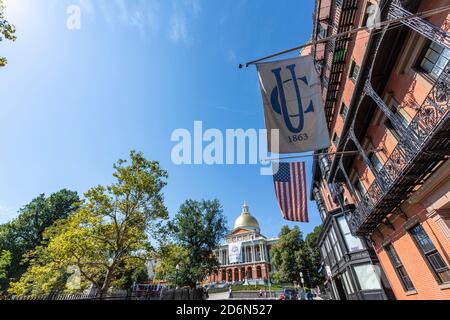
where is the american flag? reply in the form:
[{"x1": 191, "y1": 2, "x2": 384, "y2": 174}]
[{"x1": 273, "y1": 162, "x2": 309, "y2": 222}]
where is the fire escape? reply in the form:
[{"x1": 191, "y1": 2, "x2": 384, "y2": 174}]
[
  {"x1": 337, "y1": 0, "x2": 450, "y2": 236},
  {"x1": 314, "y1": 0, "x2": 359, "y2": 130}
]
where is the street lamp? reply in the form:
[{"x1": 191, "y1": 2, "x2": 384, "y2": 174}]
[
  {"x1": 175, "y1": 264, "x2": 180, "y2": 289},
  {"x1": 300, "y1": 272, "x2": 305, "y2": 289}
]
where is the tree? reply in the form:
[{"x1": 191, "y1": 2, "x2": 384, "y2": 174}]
[
  {"x1": 271, "y1": 225, "x2": 325, "y2": 288},
  {"x1": 303, "y1": 226, "x2": 325, "y2": 288},
  {"x1": 0, "y1": 189, "x2": 80, "y2": 290},
  {"x1": 166, "y1": 199, "x2": 227, "y2": 288},
  {"x1": 0, "y1": 0, "x2": 16, "y2": 67},
  {"x1": 270, "y1": 226, "x2": 306, "y2": 284},
  {"x1": 154, "y1": 243, "x2": 190, "y2": 287},
  {"x1": 0, "y1": 250, "x2": 11, "y2": 281},
  {"x1": 9, "y1": 151, "x2": 169, "y2": 297}
]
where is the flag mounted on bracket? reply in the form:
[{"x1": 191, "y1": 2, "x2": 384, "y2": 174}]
[
  {"x1": 273, "y1": 162, "x2": 308, "y2": 223},
  {"x1": 257, "y1": 55, "x2": 330, "y2": 154}
]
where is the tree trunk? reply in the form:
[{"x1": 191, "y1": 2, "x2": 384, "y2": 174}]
[{"x1": 99, "y1": 267, "x2": 114, "y2": 298}]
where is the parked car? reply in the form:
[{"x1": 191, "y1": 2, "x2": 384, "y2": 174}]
[{"x1": 279, "y1": 288, "x2": 297, "y2": 300}]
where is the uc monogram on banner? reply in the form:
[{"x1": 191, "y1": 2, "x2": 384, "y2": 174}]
[{"x1": 257, "y1": 55, "x2": 330, "y2": 154}]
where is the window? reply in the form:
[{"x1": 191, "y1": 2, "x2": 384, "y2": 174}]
[
  {"x1": 316, "y1": 62, "x2": 323, "y2": 77},
  {"x1": 329, "y1": 227, "x2": 343, "y2": 262},
  {"x1": 410, "y1": 225, "x2": 450, "y2": 284},
  {"x1": 349, "y1": 61, "x2": 360, "y2": 82},
  {"x1": 321, "y1": 244, "x2": 329, "y2": 267},
  {"x1": 339, "y1": 103, "x2": 348, "y2": 118},
  {"x1": 332, "y1": 133, "x2": 340, "y2": 146},
  {"x1": 317, "y1": 23, "x2": 327, "y2": 39},
  {"x1": 342, "y1": 271, "x2": 354, "y2": 295},
  {"x1": 353, "y1": 264, "x2": 382, "y2": 291},
  {"x1": 353, "y1": 178, "x2": 367, "y2": 202},
  {"x1": 385, "y1": 244, "x2": 415, "y2": 291},
  {"x1": 319, "y1": 207, "x2": 327, "y2": 221},
  {"x1": 361, "y1": 3, "x2": 379, "y2": 28},
  {"x1": 384, "y1": 102, "x2": 410, "y2": 140},
  {"x1": 369, "y1": 153, "x2": 383, "y2": 172},
  {"x1": 337, "y1": 215, "x2": 364, "y2": 252},
  {"x1": 334, "y1": 48, "x2": 347, "y2": 63},
  {"x1": 361, "y1": 3, "x2": 371, "y2": 27},
  {"x1": 324, "y1": 236, "x2": 336, "y2": 267},
  {"x1": 418, "y1": 41, "x2": 450, "y2": 80}
]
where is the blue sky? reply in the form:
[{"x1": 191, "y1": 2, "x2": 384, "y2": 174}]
[{"x1": 0, "y1": 0, "x2": 319, "y2": 238}]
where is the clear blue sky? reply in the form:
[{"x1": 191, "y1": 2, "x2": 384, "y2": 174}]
[{"x1": 0, "y1": 0, "x2": 320, "y2": 238}]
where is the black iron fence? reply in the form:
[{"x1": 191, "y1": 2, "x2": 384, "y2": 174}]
[{"x1": 1, "y1": 287, "x2": 206, "y2": 301}]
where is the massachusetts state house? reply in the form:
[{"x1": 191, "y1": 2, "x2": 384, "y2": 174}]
[{"x1": 206, "y1": 203, "x2": 279, "y2": 285}]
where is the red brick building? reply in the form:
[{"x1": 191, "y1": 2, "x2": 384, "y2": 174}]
[
  {"x1": 205, "y1": 203, "x2": 278, "y2": 285},
  {"x1": 310, "y1": 0, "x2": 450, "y2": 299}
]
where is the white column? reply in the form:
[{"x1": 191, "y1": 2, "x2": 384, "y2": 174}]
[
  {"x1": 260, "y1": 244, "x2": 264, "y2": 261},
  {"x1": 245, "y1": 246, "x2": 248, "y2": 263}
]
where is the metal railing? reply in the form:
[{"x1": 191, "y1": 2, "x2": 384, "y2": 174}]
[{"x1": 349, "y1": 59, "x2": 450, "y2": 235}]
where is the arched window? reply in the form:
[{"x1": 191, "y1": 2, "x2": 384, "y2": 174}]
[
  {"x1": 247, "y1": 267, "x2": 253, "y2": 279},
  {"x1": 241, "y1": 268, "x2": 246, "y2": 280},
  {"x1": 256, "y1": 266, "x2": 262, "y2": 279},
  {"x1": 221, "y1": 269, "x2": 226, "y2": 282},
  {"x1": 234, "y1": 268, "x2": 239, "y2": 282}
]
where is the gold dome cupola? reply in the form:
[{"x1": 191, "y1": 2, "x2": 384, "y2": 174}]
[{"x1": 233, "y1": 202, "x2": 260, "y2": 233}]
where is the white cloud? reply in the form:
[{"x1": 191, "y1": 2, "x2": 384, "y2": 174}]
[
  {"x1": 184, "y1": 0, "x2": 202, "y2": 18},
  {"x1": 78, "y1": 0, "x2": 95, "y2": 17},
  {"x1": 169, "y1": 10, "x2": 188, "y2": 43},
  {"x1": 75, "y1": 0, "x2": 201, "y2": 42},
  {"x1": 168, "y1": 0, "x2": 202, "y2": 44},
  {"x1": 77, "y1": 0, "x2": 160, "y2": 36}
]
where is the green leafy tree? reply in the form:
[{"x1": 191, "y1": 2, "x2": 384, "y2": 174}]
[
  {"x1": 9, "y1": 151, "x2": 169, "y2": 297},
  {"x1": 0, "y1": 250, "x2": 12, "y2": 281},
  {"x1": 303, "y1": 226, "x2": 325, "y2": 288},
  {"x1": 0, "y1": 0, "x2": 17, "y2": 67},
  {"x1": 270, "y1": 226, "x2": 306, "y2": 284},
  {"x1": 166, "y1": 199, "x2": 227, "y2": 288},
  {"x1": 0, "y1": 189, "x2": 80, "y2": 290},
  {"x1": 154, "y1": 243, "x2": 190, "y2": 287},
  {"x1": 271, "y1": 225, "x2": 325, "y2": 288}
]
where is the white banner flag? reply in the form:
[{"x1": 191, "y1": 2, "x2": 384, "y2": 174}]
[
  {"x1": 228, "y1": 242, "x2": 242, "y2": 264},
  {"x1": 257, "y1": 55, "x2": 330, "y2": 154}
]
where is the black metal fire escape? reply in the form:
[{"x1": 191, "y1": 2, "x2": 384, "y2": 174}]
[
  {"x1": 340, "y1": 0, "x2": 450, "y2": 236},
  {"x1": 320, "y1": 0, "x2": 359, "y2": 130}
]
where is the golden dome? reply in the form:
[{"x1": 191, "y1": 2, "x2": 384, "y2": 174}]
[{"x1": 233, "y1": 202, "x2": 260, "y2": 232}]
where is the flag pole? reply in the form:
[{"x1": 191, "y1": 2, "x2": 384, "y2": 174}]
[
  {"x1": 261, "y1": 149, "x2": 383, "y2": 163},
  {"x1": 238, "y1": 5, "x2": 450, "y2": 68}
]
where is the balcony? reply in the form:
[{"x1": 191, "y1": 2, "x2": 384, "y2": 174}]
[{"x1": 348, "y1": 60, "x2": 450, "y2": 236}]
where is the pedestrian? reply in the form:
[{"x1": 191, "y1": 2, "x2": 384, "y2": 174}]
[
  {"x1": 258, "y1": 289, "x2": 263, "y2": 298},
  {"x1": 228, "y1": 286, "x2": 233, "y2": 299}
]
